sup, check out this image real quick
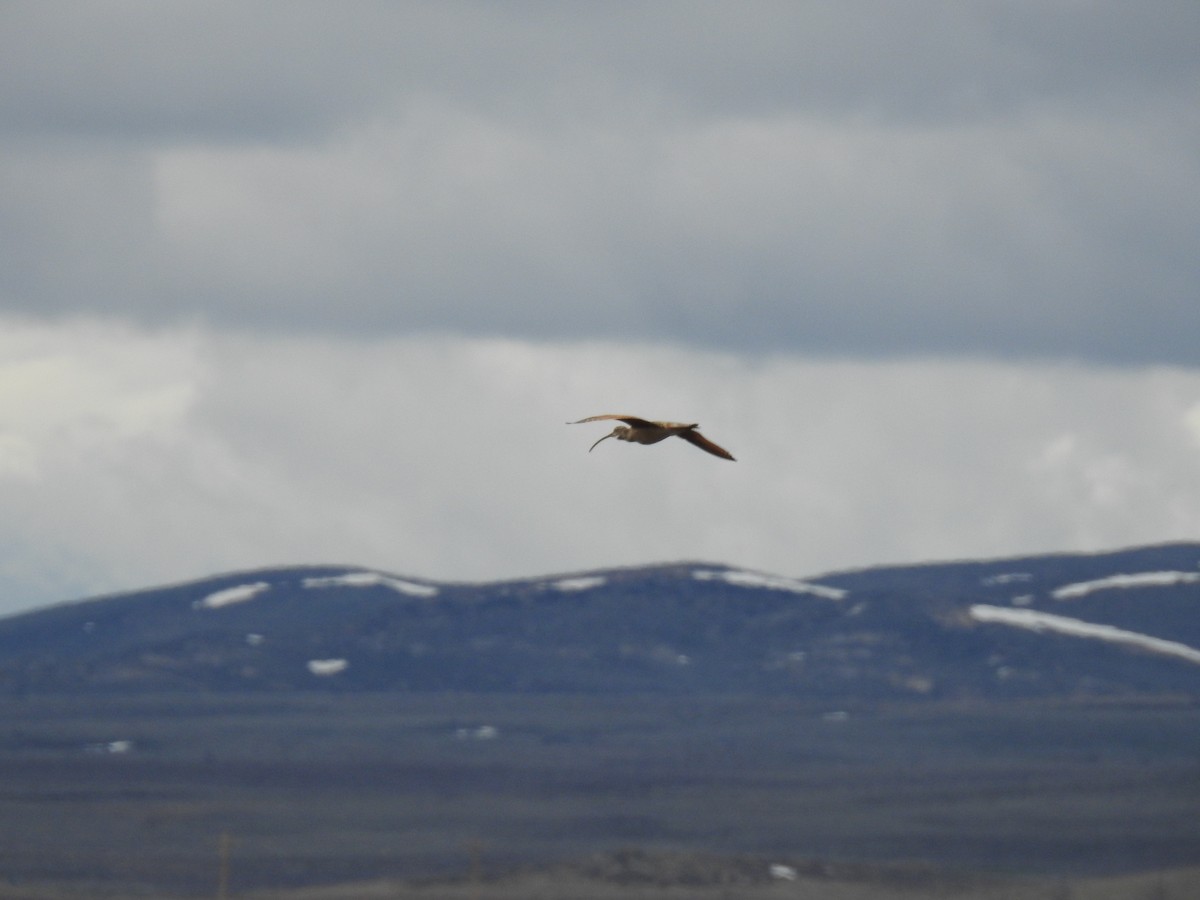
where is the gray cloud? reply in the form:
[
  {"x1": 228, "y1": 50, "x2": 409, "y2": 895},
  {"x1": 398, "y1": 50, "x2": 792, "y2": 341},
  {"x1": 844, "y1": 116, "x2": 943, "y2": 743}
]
[
  {"x1": 4, "y1": 3, "x2": 1196, "y2": 136},
  {"x1": 0, "y1": 2, "x2": 1197, "y2": 365}
]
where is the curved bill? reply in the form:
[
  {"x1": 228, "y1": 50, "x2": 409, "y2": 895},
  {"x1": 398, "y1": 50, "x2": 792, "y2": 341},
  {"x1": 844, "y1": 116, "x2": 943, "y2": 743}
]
[{"x1": 589, "y1": 432, "x2": 616, "y2": 452}]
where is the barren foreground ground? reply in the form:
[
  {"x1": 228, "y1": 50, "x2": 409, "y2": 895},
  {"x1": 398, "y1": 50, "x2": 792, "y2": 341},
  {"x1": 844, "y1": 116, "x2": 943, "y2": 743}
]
[{"x1": 0, "y1": 693, "x2": 1195, "y2": 897}]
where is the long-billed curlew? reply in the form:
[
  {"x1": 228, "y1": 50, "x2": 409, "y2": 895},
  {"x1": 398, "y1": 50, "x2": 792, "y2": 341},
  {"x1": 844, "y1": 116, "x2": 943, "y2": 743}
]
[{"x1": 568, "y1": 415, "x2": 736, "y2": 461}]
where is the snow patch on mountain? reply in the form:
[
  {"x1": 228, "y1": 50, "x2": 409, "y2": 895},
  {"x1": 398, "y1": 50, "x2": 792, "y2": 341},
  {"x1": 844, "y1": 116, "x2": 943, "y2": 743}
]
[
  {"x1": 302, "y1": 571, "x2": 438, "y2": 597},
  {"x1": 194, "y1": 581, "x2": 270, "y2": 610},
  {"x1": 551, "y1": 576, "x2": 607, "y2": 592},
  {"x1": 1052, "y1": 570, "x2": 1200, "y2": 599},
  {"x1": 981, "y1": 572, "x2": 1033, "y2": 586},
  {"x1": 969, "y1": 604, "x2": 1200, "y2": 665},
  {"x1": 306, "y1": 658, "x2": 349, "y2": 676},
  {"x1": 692, "y1": 568, "x2": 847, "y2": 600}
]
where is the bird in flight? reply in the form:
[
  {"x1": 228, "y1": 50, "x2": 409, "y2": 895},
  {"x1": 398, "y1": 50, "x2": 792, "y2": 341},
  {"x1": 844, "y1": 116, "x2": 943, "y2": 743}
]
[{"x1": 568, "y1": 414, "x2": 736, "y2": 461}]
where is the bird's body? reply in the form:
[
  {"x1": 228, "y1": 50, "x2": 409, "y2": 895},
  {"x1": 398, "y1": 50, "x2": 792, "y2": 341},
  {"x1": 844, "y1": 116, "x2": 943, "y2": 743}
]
[{"x1": 568, "y1": 414, "x2": 736, "y2": 461}]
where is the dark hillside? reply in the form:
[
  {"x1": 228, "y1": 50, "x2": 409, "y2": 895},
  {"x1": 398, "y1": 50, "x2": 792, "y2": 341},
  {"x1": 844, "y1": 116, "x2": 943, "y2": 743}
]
[{"x1": 1, "y1": 544, "x2": 1199, "y2": 698}]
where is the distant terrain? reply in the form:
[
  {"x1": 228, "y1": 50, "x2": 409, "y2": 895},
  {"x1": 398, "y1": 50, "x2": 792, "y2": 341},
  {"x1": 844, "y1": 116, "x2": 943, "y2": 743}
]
[
  {"x1": 0, "y1": 543, "x2": 1196, "y2": 896},
  {"x1": 2, "y1": 541, "x2": 1200, "y2": 698}
]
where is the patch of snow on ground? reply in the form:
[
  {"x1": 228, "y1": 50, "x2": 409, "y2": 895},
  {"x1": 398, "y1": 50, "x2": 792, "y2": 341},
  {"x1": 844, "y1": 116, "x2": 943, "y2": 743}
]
[
  {"x1": 969, "y1": 604, "x2": 1200, "y2": 665},
  {"x1": 693, "y1": 568, "x2": 847, "y2": 600},
  {"x1": 85, "y1": 740, "x2": 134, "y2": 754},
  {"x1": 551, "y1": 576, "x2": 606, "y2": 592},
  {"x1": 1052, "y1": 570, "x2": 1200, "y2": 599},
  {"x1": 195, "y1": 581, "x2": 270, "y2": 609},
  {"x1": 455, "y1": 725, "x2": 498, "y2": 740},
  {"x1": 302, "y1": 571, "x2": 439, "y2": 597},
  {"x1": 981, "y1": 572, "x2": 1033, "y2": 586},
  {"x1": 306, "y1": 658, "x2": 349, "y2": 676}
]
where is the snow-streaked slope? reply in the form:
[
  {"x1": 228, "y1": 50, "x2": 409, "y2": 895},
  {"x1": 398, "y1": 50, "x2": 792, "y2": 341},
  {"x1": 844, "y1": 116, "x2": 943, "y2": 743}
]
[
  {"x1": 1052, "y1": 570, "x2": 1200, "y2": 599},
  {"x1": 692, "y1": 568, "x2": 847, "y2": 600},
  {"x1": 970, "y1": 604, "x2": 1200, "y2": 665},
  {"x1": 550, "y1": 576, "x2": 607, "y2": 592},
  {"x1": 301, "y1": 571, "x2": 438, "y2": 597},
  {"x1": 194, "y1": 581, "x2": 271, "y2": 609}
]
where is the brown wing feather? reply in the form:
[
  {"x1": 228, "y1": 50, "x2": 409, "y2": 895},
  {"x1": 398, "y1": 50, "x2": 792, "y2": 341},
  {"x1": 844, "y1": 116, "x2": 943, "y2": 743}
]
[
  {"x1": 679, "y1": 430, "x2": 736, "y2": 460},
  {"x1": 568, "y1": 414, "x2": 657, "y2": 428}
]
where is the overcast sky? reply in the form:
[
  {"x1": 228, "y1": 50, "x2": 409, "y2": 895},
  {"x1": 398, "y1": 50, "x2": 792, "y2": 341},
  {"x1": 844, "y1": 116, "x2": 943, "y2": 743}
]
[{"x1": 2, "y1": 2, "x2": 1199, "y2": 615}]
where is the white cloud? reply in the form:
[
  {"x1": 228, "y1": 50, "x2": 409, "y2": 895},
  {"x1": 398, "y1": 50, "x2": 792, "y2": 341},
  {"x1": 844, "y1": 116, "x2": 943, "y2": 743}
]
[
  {"x1": 1184, "y1": 402, "x2": 1200, "y2": 449},
  {"x1": 0, "y1": 318, "x2": 200, "y2": 476},
  {"x1": 4, "y1": 317, "x2": 1200, "y2": 615}
]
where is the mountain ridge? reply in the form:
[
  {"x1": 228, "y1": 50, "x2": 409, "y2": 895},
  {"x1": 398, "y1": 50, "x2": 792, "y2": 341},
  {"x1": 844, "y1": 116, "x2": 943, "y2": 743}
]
[{"x1": 2, "y1": 542, "x2": 1199, "y2": 698}]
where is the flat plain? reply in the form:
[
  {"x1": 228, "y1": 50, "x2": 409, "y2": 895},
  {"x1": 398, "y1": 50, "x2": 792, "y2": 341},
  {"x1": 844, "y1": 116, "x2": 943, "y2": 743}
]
[{"x1": 0, "y1": 692, "x2": 1196, "y2": 897}]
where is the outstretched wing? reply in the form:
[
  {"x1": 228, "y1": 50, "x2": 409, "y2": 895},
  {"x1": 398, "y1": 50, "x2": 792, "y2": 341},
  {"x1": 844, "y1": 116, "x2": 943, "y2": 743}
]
[
  {"x1": 568, "y1": 414, "x2": 657, "y2": 428},
  {"x1": 680, "y1": 430, "x2": 736, "y2": 461}
]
